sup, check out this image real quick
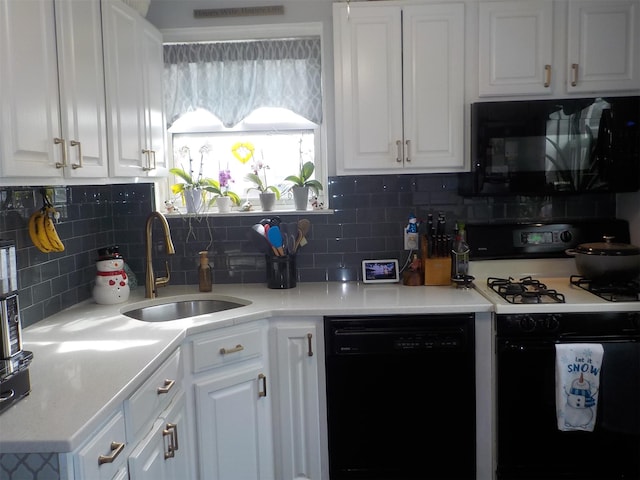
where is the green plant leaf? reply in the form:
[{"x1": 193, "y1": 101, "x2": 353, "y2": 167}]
[
  {"x1": 305, "y1": 179, "x2": 323, "y2": 195},
  {"x1": 265, "y1": 185, "x2": 281, "y2": 199},
  {"x1": 300, "y1": 161, "x2": 315, "y2": 181},
  {"x1": 169, "y1": 168, "x2": 194, "y2": 185}
]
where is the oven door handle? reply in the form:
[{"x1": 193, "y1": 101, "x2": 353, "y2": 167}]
[{"x1": 499, "y1": 337, "x2": 638, "y2": 352}]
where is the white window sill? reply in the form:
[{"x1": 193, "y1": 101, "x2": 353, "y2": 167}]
[{"x1": 164, "y1": 207, "x2": 334, "y2": 217}]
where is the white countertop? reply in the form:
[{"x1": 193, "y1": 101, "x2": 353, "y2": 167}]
[{"x1": 0, "y1": 281, "x2": 492, "y2": 453}]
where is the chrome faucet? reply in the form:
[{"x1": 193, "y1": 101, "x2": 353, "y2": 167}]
[{"x1": 145, "y1": 211, "x2": 176, "y2": 298}]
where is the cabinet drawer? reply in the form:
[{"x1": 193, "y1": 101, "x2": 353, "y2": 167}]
[
  {"x1": 74, "y1": 408, "x2": 127, "y2": 480},
  {"x1": 125, "y1": 348, "x2": 181, "y2": 442},
  {"x1": 192, "y1": 324, "x2": 263, "y2": 374}
]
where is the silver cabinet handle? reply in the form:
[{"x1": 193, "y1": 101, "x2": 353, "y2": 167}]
[
  {"x1": 405, "y1": 139, "x2": 411, "y2": 162},
  {"x1": 396, "y1": 140, "x2": 402, "y2": 163},
  {"x1": 571, "y1": 63, "x2": 579, "y2": 87},
  {"x1": 98, "y1": 441, "x2": 125, "y2": 465},
  {"x1": 70, "y1": 140, "x2": 82, "y2": 169},
  {"x1": 544, "y1": 64, "x2": 551, "y2": 88},
  {"x1": 157, "y1": 378, "x2": 175, "y2": 395},
  {"x1": 54, "y1": 137, "x2": 67, "y2": 168}
]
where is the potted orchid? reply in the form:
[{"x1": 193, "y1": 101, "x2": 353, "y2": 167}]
[
  {"x1": 170, "y1": 146, "x2": 240, "y2": 213},
  {"x1": 243, "y1": 149, "x2": 281, "y2": 212},
  {"x1": 285, "y1": 160, "x2": 323, "y2": 211}
]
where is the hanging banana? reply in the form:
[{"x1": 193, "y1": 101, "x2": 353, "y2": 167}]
[
  {"x1": 28, "y1": 209, "x2": 52, "y2": 253},
  {"x1": 28, "y1": 191, "x2": 65, "y2": 253}
]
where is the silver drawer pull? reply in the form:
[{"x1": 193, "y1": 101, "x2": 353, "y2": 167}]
[
  {"x1": 220, "y1": 344, "x2": 244, "y2": 355},
  {"x1": 157, "y1": 378, "x2": 175, "y2": 395},
  {"x1": 98, "y1": 441, "x2": 125, "y2": 465}
]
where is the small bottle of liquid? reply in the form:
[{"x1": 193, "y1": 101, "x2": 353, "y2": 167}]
[
  {"x1": 198, "y1": 251, "x2": 212, "y2": 292},
  {"x1": 451, "y1": 222, "x2": 470, "y2": 280}
]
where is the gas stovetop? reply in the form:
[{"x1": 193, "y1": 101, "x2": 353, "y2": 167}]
[
  {"x1": 465, "y1": 219, "x2": 640, "y2": 313},
  {"x1": 487, "y1": 276, "x2": 566, "y2": 304},
  {"x1": 570, "y1": 275, "x2": 640, "y2": 302}
]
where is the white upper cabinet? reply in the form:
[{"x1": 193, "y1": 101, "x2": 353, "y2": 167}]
[
  {"x1": 478, "y1": 0, "x2": 640, "y2": 97},
  {"x1": 567, "y1": 0, "x2": 640, "y2": 92},
  {"x1": 0, "y1": 0, "x2": 108, "y2": 181},
  {"x1": 103, "y1": 0, "x2": 167, "y2": 178},
  {"x1": 479, "y1": 0, "x2": 554, "y2": 96},
  {"x1": 333, "y1": 1, "x2": 466, "y2": 175}
]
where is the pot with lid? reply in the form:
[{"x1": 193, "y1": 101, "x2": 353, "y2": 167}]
[{"x1": 565, "y1": 236, "x2": 640, "y2": 281}]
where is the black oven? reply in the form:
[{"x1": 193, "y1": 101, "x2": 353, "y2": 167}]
[
  {"x1": 496, "y1": 311, "x2": 640, "y2": 479},
  {"x1": 460, "y1": 96, "x2": 640, "y2": 196}
]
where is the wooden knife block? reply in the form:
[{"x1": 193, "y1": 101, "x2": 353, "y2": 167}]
[
  {"x1": 424, "y1": 257, "x2": 452, "y2": 286},
  {"x1": 420, "y1": 234, "x2": 452, "y2": 286}
]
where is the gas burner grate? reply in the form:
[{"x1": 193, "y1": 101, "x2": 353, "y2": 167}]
[
  {"x1": 488, "y1": 276, "x2": 566, "y2": 304},
  {"x1": 570, "y1": 275, "x2": 640, "y2": 302}
]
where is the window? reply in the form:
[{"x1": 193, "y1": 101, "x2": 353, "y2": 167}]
[
  {"x1": 169, "y1": 108, "x2": 319, "y2": 206},
  {"x1": 161, "y1": 26, "x2": 327, "y2": 212}
]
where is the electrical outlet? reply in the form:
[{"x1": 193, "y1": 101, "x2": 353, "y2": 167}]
[{"x1": 404, "y1": 230, "x2": 418, "y2": 250}]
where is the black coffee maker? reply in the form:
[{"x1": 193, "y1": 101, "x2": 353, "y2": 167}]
[{"x1": 0, "y1": 239, "x2": 33, "y2": 413}]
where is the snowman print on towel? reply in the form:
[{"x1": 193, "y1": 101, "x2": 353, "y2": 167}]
[
  {"x1": 93, "y1": 257, "x2": 130, "y2": 305},
  {"x1": 563, "y1": 372, "x2": 598, "y2": 428}
]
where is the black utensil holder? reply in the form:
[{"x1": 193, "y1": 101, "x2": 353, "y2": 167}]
[{"x1": 266, "y1": 255, "x2": 297, "y2": 289}]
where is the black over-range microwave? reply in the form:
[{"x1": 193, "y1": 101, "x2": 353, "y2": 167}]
[{"x1": 460, "y1": 96, "x2": 640, "y2": 196}]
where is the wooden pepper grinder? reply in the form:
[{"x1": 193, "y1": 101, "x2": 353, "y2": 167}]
[{"x1": 198, "y1": 251, "x2": 212, "y2": 292}]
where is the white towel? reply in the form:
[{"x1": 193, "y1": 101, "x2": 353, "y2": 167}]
[{"x1": 555, "y1": 343, "x2": 604, "y2": 432}]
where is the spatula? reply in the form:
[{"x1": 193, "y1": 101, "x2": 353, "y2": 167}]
[
  {"x1": 267, "y1": 225, "x2": 285, "y2": 256},
  {"x1": 296, "y1": 218, "x2": 311, "y2": 250}
]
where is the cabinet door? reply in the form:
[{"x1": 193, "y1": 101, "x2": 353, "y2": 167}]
[
  {"x1": 55, "y1": 0, "x2": 109, "y2": 177},
  {"x1": 333, "y1": 3, "x2": 404, "y2": 174},
  {"x1": 73, "y1": 409, "x2": 128, "y2": 480},
  {"x1": 128, "y1": 391, "x2": 193, "y2": 480},
  {"x1": 195, "y1": 365, "x2": 274, "y2": 480},
  {"x1": 0, "y1": 0, "x2": 63, "y2": 178},
  {"x1": 567, "y1": 0, "x2": 640, "y2": 92},
  {"x1": 403, "y1": 3, "x2": 465, "y2": 170},
  {"x1": 478, "y1": 0, "x2": 554, "y2": 96},
  {"x1": 140, "y1": 21, "x2": 168, "y2": 177},
  {"x1": 272, "y1": 323, "x2": 322, "y2": 480}
]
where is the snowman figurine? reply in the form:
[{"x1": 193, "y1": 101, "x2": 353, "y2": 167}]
[
  {"x1": 93, "y1": 256, "x2": 130, "y2": 305},
  {"x1": 563, "y1": 372, "x2": 597, "y2": 428}
]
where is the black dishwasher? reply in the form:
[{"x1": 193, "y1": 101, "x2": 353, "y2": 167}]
[{"x1": 324, "y1": 314, "x2": 476, "y2": 480}]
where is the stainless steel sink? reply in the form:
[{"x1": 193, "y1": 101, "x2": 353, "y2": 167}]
[{"x1": 123, "y1": 298, "x2": 249, "y2": 322}]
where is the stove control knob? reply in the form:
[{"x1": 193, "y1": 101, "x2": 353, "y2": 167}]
[
  {"x1": 519, "y1": 315, "x2": 537, "y2": 332},
  {"x1": 543, "y1": 315, "x2": 559, "y2": 332},
  {"x1": 559, "y1": 231, "x2": 572, "y2": 243}
]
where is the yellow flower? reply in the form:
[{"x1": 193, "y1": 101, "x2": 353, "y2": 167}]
[
  {"x1": 171, "y1": 183, "x2": 185, "y2": 194},
  {"x1": 231, "y1": 142, "x2": 255, "y2": 164}
]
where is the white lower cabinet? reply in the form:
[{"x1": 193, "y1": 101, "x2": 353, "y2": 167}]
[
  {"x1": 128, "y1": 391, "x2": 192, "y2": 480},
  {"x1": 70, "y1": 408, "x2": 128, "y2": 480},
  {"x1": 125, "y1": 348, "x2": 192, "y2": 480},
  {"x1": 187, "y1": 321, "x2": 274, "y2": 480},
  {"x1": 270, "y1": 319, "x2": 325, "y2": 480}
]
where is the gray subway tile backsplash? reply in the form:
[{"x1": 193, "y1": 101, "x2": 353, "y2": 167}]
[{"x1": 0, "y1": 174, "x2": 616, "y2": 327}]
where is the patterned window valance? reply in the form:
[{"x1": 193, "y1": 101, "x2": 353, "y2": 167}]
[{"x1": 163, "y1": 37, "x2": 323, "y2": 128}]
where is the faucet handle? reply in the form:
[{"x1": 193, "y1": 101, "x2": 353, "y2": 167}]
[{"x1": 155, "y1": 260, "x2": 172, "y2": 288}]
